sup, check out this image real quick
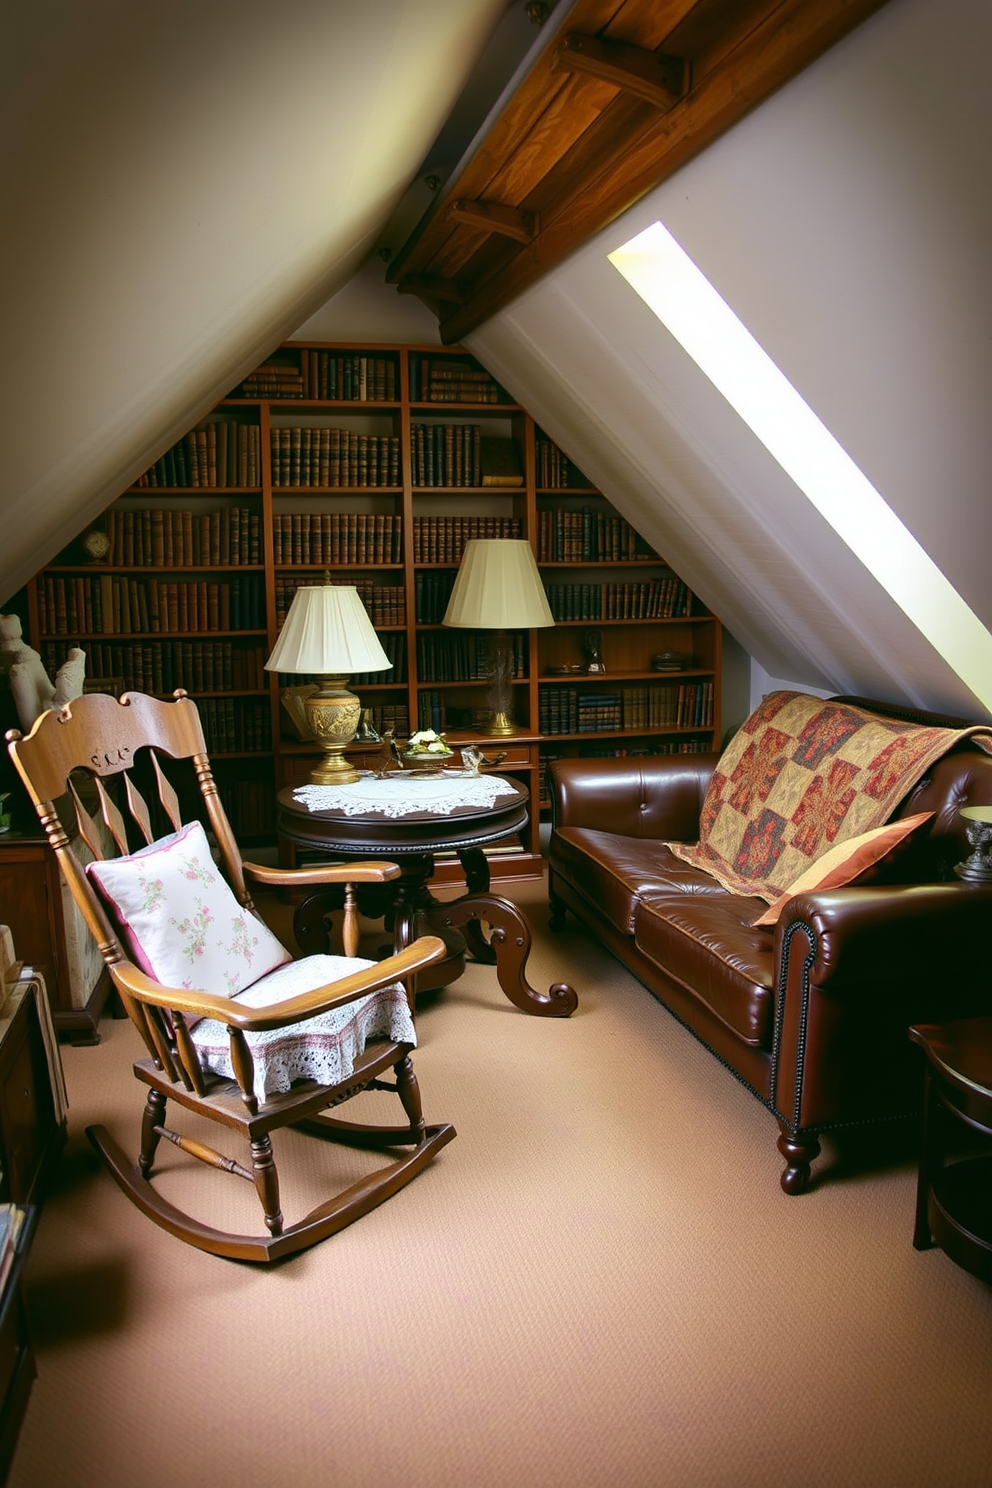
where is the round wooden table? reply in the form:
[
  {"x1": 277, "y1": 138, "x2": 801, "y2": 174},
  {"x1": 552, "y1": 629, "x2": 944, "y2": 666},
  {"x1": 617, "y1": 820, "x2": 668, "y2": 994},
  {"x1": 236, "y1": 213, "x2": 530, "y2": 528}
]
[{"x1": 276, "y1": 775, "x2": 577, "y2": 1017}]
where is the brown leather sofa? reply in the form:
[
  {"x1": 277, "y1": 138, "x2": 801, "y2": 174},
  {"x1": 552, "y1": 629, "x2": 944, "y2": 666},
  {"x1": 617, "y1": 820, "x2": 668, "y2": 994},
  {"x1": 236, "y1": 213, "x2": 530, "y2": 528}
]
[{"x1": 548, "y1": 696, "x2": 992, "y2": 1193}]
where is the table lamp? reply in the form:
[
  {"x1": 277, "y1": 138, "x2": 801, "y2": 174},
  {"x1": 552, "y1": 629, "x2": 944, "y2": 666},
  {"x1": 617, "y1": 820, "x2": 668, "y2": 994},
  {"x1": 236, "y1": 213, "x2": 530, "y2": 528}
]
[
  {"x1": 443, "y1": 539, "x2": 554, "y2": 735},
  {"x1": 264, "y1": 582, "x2": 392, "y2": 785}
]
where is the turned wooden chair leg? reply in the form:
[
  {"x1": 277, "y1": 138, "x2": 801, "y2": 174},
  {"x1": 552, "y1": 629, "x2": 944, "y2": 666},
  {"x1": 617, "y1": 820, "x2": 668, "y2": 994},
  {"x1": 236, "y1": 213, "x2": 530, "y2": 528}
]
[
  {"x1": 251, "y1": 1136, "x2": 284, "y2": 1236},
  {"x1": 139, "y1": 1088, "x2": 167, "y2": 1178},
  {"x1": 395, "y1": 1055, "x2": 427, "y2": 1144},
  {"x1": 777, "y1": 1128, "x2": 821, "y2": 1194}
]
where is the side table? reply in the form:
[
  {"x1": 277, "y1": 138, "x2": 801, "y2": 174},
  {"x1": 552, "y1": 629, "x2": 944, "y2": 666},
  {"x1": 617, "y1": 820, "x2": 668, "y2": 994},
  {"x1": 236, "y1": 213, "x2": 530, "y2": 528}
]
[
  {"x1": 909, "y1": 1017, "x2": 992, "y2": 1281},
  {"x1": 276, "y1": 774, "x2": 577, "y2": 1017}
]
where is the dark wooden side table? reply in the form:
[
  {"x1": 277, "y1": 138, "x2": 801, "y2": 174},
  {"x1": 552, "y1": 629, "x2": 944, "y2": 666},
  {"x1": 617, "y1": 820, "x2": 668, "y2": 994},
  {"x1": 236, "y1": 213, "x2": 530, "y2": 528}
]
[
  {"x1": 276, "y1": 776, "x2": 577, "y2": 1017},
  {"x1": 909, "y1": 1017, "x2": 992, "y2": 1280}
]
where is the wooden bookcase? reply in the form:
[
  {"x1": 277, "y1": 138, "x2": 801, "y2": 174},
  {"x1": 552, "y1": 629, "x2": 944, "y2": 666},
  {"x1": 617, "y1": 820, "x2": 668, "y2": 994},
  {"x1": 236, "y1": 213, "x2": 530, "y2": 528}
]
[{"x1": 27, "y1": 342, "x2": 722, "y2": 884}]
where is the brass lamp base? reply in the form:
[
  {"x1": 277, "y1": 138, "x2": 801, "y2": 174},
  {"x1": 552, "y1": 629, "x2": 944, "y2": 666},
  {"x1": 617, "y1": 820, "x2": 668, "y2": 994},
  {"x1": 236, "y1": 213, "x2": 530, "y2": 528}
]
[
  {"x1": 303, "y1": 676, "x2": 362, "y2": 785},
  {"x1": 483, "y1": 710, "x2": 517, "y2": 737}
]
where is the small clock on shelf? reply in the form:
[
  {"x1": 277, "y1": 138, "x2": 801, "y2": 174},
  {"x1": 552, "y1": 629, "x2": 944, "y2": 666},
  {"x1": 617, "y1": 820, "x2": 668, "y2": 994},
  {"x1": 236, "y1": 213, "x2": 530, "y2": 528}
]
[{"x1": 82, "y1": 528, "x2": 111, "y2": 563}]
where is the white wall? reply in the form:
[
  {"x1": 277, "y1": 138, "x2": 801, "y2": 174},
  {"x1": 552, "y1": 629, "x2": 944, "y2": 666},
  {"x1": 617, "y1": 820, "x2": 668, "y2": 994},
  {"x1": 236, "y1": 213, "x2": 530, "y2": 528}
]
[
  {"x1": 467, "y1": 0, "x2": 992, "y2": 721},
  {"x1": 0, "y1": 0, "x2": 505, "y2": 604}
]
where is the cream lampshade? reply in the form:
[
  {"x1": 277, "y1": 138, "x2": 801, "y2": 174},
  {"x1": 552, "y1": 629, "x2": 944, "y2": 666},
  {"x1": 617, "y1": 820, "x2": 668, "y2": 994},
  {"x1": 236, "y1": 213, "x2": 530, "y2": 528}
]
[
  {"x1": 264, "y1": 583, "x2": 391, "y2": 784},
  {"x1": 443, "y1": 539, "x2": 554, "y2": 736}
]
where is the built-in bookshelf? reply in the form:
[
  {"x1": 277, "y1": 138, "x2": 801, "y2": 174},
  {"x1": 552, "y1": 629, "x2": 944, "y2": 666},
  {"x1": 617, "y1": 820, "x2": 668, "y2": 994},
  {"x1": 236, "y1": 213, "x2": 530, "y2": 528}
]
[{"x1": 28, "y1": 342, "x2": 722, "y2": 876}]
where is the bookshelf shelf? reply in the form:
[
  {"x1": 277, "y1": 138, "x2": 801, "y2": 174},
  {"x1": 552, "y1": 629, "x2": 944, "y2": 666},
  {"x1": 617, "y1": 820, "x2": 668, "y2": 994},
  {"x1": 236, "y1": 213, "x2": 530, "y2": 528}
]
[{"x1": 28, "y1": 341, "x2": 722, "y2": 872}]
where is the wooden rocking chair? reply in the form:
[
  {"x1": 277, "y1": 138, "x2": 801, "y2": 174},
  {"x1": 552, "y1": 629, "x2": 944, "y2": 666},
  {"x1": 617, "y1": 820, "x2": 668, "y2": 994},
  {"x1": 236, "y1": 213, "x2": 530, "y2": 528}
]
[{"x1": 7, "y1": 689, "x2": 455, "y2": 1262}]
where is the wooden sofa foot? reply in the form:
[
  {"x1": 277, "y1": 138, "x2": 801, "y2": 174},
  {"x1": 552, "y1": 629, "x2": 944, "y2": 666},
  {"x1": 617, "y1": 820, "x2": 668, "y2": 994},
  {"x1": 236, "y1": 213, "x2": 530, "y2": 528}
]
[{"x1": 777, "y1": 1130, "x2": 821, "y2": 1194}]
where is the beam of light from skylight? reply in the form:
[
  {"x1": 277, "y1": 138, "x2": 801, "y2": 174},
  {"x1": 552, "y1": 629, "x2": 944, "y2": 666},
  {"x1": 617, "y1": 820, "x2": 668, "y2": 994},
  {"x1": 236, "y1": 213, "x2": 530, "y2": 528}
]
[{"x1": 609, "y1": 221, "x2": 992, "y2": 713}]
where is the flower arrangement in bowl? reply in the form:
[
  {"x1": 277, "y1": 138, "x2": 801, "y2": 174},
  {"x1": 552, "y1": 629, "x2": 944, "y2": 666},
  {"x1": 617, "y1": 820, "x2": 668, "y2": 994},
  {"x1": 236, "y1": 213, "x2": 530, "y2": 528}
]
[{"x1": 401, "y1": 729, "x2": 454, "y2": 776}]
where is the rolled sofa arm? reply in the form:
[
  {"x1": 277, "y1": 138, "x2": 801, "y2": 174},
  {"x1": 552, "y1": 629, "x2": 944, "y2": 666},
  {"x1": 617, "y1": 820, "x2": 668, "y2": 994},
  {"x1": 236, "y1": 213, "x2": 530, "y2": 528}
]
[
  {"x1": 548, "y1": 753, "x2": 718, "y2": 840},
  {"x1": 771, "y1": 880, "x2": 992, "y2": 1140},
  {"x1": 776, "y1": 882, "x2": 992, "y2": 990}
]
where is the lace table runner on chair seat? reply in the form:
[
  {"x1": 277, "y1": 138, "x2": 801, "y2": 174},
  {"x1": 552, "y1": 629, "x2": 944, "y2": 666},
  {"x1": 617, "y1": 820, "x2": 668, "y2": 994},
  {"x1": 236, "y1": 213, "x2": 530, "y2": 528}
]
[
  {"x1": 293, "y1": 773, "x2": 519, "y2": 818},
  {"x1": 190, "y1": 954, "x2": 416, "y2": 1105}
]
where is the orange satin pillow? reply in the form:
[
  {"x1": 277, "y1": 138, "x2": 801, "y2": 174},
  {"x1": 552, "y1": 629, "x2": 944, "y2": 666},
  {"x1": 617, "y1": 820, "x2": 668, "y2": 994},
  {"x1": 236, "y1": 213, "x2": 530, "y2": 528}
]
[{"x1": 752, "y1": 811, "x2": 933, "y2": 928}]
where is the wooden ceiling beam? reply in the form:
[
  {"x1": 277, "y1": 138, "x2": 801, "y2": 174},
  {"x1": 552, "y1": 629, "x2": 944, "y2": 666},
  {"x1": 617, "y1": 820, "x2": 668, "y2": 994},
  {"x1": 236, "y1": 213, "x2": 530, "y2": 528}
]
[
  {"x1": 449, "y1": 200, "x2": 538, "y2": 243},
  {"x1": 555, "y1": 33, "x2": 687, "y2": 110},
  {"x1": 389, "y1": 0, "x2": 895, "y2": 342}
]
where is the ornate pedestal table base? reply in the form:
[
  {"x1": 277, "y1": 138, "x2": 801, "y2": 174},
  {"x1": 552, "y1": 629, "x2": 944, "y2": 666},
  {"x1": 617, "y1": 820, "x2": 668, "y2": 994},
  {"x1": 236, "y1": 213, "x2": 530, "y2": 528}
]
[{"x1": 277, "y1": 774, "x2": 577, "y2": 1018}]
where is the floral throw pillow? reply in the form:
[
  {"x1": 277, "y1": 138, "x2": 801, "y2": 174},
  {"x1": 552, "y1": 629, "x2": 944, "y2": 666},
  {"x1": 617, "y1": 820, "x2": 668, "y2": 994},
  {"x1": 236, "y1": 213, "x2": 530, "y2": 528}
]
[{"x1": 86, "y1": 820, "x2": 290, "y2": 996}]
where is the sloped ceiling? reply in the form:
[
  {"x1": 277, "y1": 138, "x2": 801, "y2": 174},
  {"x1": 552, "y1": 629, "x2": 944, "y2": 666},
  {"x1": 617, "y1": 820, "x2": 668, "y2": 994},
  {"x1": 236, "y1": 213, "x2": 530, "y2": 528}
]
[
  {"x1": 0, "y1": 0, "x2": 507, "y2": 603},
  {"x1": 466, "y1": 0, "x2": 992, "y2": 721}
]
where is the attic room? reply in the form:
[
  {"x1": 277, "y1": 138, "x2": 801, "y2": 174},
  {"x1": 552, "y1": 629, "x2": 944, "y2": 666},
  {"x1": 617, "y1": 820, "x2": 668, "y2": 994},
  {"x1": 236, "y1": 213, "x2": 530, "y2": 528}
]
[{"x1": 1, "y1": 1, "x2": 991, "y2": 1486}]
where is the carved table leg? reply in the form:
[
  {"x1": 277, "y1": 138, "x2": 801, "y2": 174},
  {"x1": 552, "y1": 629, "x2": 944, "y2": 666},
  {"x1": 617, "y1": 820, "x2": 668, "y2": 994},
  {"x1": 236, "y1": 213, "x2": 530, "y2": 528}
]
[
  {"x1": 455, "y1": 847, "x2": 497, "y2": 963},
  {"x1": 777, "y1": 1127, "x2": 821, "y2": 1194},
  {"x1": 293, "y1": 887, "x2": 344, "y2": 955},
  {"x1": 434, "y1": 894, "x2": 578, "y2": 1017}
]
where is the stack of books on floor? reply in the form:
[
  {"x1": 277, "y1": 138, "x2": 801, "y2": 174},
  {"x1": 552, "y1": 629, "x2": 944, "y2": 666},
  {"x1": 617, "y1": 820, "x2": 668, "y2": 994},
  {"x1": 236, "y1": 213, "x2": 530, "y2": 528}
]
[{"x1": 0, "y1": 1203, "x2": 27, "y2": 1298}]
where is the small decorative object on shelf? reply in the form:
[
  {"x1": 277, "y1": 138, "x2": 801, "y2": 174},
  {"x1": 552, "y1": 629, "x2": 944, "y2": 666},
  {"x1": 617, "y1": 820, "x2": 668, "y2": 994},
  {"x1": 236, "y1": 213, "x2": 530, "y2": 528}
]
[
  {"x1": 0, "y1": 793, "x2": 10, "y2": 834},
  {"x1": 651, "y1": 651, "x2": 684, "y2": 672},
  {"x1": 82, "y1": 527, "x2": 111, "y2": 563},
  {"x1": 582, "y1": 628, "x2": 606, "y2": 674},
  {"x1": 955, "y1": 805, "x2": 992, "y2": 881}
]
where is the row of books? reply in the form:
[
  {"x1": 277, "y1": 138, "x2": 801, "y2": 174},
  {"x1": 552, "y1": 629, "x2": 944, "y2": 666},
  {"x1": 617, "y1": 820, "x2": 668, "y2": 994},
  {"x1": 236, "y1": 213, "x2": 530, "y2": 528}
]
[
  {"x1": 537, "y1": 508, "x2": 658, "y2": 563},
  {"x1": 270, "y1": 428, "x2": 401, "y2": 489},
  {"x1": 218, "y1": 775, "x2": 276, "y2": 837},
  {"x1": 535, "y1": 436, "x2": 588, "y2": 489},
  {"x1": 198, "y1": 698, "x2": 272, "y2": 755},
  {"x1": 410, "y1": 422, "x2": 483, "y2": 486},
  {"x1": 413, "y1": 569, "x2": 455, "y2": 623},
  {"x1": 272, "y1": 512, "x2": 403, "y2": 566},
  {"x1": 42, "y1": 640, "x2": 267, "y2": 695},
  {"x1": 545, "y1": 578, "x2": 690, "y2": 621},
  {"x1": 353, "y1": 632, "x2": 406, "y2": 685},
  {"x1": 618, "y1": 682, "x2": 714, "y2": 729},
  {"x1": 135, "y1": 421, "x2": 261, "y2": 489},
  {"x1": 274, "y1": 575, "x2": 405, "y2": 629},
  {"x1": 415, "y1": 632, "x2": 526, "y2": 685},
  {"x1": 359, "y1": 702, "x2": 411, "y2": 739},
  {"x1": 37, "y1": 574, "x2": 265, "y2": 636},
  {"x1": 102, "y1": 506, "x2": 261, "y2": 568},
  {"x1": 538, "y1": 681, "x2": 714, "y2": 735},
  {"x1": 235, "y1": 352, "x2": 398, "y2": 402},
  {"x1": 417, "y1": 690, "x2": 447, "y2": 733},
  {"x1": 411, "y1": 515, "x2": 522, "y2": 565},
  {"x1": 409, "y1": 356, "x2": 503, "y2": 404}
]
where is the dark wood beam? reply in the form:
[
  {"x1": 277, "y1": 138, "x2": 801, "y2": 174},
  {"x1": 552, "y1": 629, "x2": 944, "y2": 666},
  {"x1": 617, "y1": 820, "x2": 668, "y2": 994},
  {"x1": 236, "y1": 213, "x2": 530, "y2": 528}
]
[
  {"x1": 433, "y1": 0, "x2": 893, "y2": 343},
  {"x1": 395, "y1": 274, "x2": 465, "y2": 305},
  {"x1": 555, "y1": 33, "x2": 686, "y2": 110},
  {"x1": 449, "y1": 200, "x2": 537, "y2": 243}
]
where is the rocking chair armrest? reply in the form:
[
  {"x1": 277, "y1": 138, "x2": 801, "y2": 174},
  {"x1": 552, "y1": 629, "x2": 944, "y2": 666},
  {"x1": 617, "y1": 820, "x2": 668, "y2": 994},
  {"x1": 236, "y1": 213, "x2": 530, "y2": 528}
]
[
  {"x1": 242, "y1": 859, "x2": 402, "y2": 888},
  {"x1": 110, "y1": 934, "x2": 448, "y2": 1031}
]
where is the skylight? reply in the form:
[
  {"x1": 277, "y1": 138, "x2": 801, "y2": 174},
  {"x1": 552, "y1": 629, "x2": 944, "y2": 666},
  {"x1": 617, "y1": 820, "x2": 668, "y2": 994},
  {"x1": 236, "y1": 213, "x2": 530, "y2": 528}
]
[{"x1": 608, "y1": 221, "x2": 992, "y2": 713}]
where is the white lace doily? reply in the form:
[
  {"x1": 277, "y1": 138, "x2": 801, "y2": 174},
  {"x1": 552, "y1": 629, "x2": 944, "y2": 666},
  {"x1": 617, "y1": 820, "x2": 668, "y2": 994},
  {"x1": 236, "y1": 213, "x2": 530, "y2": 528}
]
[{"x1": 293, "y1": 772, "x2": 519, "y2": 818}]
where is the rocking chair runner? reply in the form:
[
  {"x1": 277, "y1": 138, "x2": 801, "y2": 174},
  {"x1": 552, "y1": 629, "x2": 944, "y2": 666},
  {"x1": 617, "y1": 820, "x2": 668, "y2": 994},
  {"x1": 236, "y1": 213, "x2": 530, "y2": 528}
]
[{"x1": 6, "y1": 689, "x2": 455, "y2": 1263}]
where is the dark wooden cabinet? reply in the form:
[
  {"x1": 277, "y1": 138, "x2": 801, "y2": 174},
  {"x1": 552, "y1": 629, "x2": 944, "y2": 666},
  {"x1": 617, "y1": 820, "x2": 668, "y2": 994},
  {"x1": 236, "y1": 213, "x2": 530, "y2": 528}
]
[
  {"x1": 0, "y1": 833, "x2": 110, "y2": 1043},
  {"x1": 0, "y1": 987, "x2": 66, "y2": 1206}
]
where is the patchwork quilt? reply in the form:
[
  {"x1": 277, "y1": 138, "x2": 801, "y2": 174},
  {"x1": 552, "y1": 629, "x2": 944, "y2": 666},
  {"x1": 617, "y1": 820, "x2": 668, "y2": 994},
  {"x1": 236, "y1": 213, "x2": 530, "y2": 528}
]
[{"x1": 667, "y1": 691, "x2": 992, "y2": 902}]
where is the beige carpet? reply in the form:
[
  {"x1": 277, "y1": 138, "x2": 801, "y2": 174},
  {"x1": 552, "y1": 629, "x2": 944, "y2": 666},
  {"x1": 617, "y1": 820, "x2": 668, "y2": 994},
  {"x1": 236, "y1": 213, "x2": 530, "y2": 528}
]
[{"x1": 10, "y1": 875, "x2": 992, "y2": 1488}]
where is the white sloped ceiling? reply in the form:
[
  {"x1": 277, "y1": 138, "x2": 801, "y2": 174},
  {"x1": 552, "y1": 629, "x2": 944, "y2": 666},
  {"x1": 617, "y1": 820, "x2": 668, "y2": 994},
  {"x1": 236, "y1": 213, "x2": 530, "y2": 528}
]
[
  {"x1": 0, "y1": 0, "x2": 506, "y2": 602},
  {"x1": 467, "y1": 0, "x2": 992, "y2": 721}
]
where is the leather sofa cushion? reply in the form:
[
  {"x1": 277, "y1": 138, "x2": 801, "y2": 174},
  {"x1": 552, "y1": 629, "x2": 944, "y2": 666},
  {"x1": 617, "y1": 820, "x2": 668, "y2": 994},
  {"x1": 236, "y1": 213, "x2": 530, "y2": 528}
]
[
  {"x1": 551, "y1": 828, "x2": 728, "y2": 936},
  {"x1": 634, "y1": 891, "x2": 775, "y2": 1048}
]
